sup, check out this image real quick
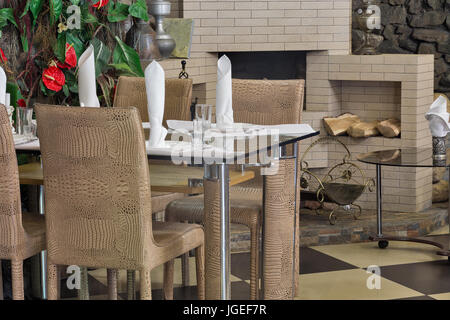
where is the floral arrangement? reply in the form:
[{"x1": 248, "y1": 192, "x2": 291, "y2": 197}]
[{"x1": 0, "y1": 0, "x2": 149, "y2": 108}]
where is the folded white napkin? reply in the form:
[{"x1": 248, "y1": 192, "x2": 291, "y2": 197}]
[
  {"x1": 216, "y1": 55, "x2": 234, "y2": 129},
  {"x1": 145, "y1": 61, "x2": 168, "y2": 147},
  {"x1": 425, "y1": 95, "x2": 450, "y2": 137},
  {"x1": 0, "y1": 66, "x2": 6, "y2": 106},
  {"x1": 167, "y1": 120, "x2": 194, "y2": 131},
  {"x1": 78, "y1": 45, "x2": 100, "y2": 108}
]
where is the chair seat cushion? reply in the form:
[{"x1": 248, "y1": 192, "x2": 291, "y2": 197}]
[
  {"x1": 21, "y1": 213, "x2": 46, "y2": 259},
  {"x1": 22, "y1": 213, "x2": 45, "y2": 237},
  {"x1": 151, "y1": 192, "x2": 185, "y2": 213},
  {"x1": 165, "y1": 186, "x2": 262, "y2": 228},
  {"x1": 152, "y1": 221, "x2": 204, "y2": 261}
]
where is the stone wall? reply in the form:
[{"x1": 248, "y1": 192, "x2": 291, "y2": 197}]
[{"x1": 352, "y1": 0, "x2": 450, "y2": 97}]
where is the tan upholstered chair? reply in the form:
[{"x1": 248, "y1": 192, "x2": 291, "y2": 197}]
[
  {"x1": 35, "y1": 105, "x2": 205, "y2": 300},
  {"x1": 165, "y1": 79, "x2": 305, "y2": 299},
  {"x1": 0, "y1": 106, "x2": 46, "y2": 300},
  {"x1": 114, "y1": 76, "x2": 194, "y2": 299},
  {"x1": 113, "y1": 76, "x2": 193, "y2": 128},
  {"x1": 113, "y1": 76, "x2": 193, "y2": 215}
]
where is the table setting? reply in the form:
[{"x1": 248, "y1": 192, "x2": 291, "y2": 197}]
[{"x1": 4, "y1": 48, "x2": 319, "y2": 301}]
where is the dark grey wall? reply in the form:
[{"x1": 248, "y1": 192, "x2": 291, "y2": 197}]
[
  {"x1": 353, "y1": 0, "x2": 450, "y2": 97},
  {"x1": 219, "y1": 51, "x2": 306, "y2": 80}
]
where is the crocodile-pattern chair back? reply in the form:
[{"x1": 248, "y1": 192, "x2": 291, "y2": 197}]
[
  {"x1": 113, "y1": 76, "x2": 193, "y2": 127},
  {"x1": 35, "y1": 105, "x2": 154, "y2": 270},
  {"x1": 0, "y1": 105, "x2": 25, "y2": 259},
  {"x1": 231, "y1": 79, "x2": 305, "y2": 185},
  {"x1": 232, "y1": 79, "x2": 304, "y2": 126}
]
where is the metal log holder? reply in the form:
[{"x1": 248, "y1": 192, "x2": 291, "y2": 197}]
[{"x1": 300, "y1": 136, "x2": 375, "y2": 225}]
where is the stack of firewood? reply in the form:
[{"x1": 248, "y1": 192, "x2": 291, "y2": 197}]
[{"x1": 323, "y1": 113, "x2": 401, "y2": 138}]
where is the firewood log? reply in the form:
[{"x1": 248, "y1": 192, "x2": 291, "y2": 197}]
[
  {"x1": 347, "y1": 120, "x2": 380, "y2": 138},
  {"x1": 377, "y1": 118, "x2": 401, "y2": 138},
  {"x1": 323, "y1": 113, "x2": 360, "y2": 136}
]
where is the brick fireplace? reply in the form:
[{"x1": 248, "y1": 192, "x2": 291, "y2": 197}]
[{"x1": 155, "y1": 0, "x2": 435, "y2": 214}]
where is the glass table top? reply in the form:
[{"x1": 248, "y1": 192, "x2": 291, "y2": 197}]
[
  {"x1": 154, "y1": 130, "x2": 320, "y2": 163},
  {"x1": 357, "y1": 148, "x2": 450, "y2": 168},
  {"x1": 15, "y1": 129, "x2": 321, "y2": 164}
]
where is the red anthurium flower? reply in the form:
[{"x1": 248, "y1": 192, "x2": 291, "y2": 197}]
[
  {"x1": 57, "y1": 44, "x2": 77, "y2": 69},
  {"x1": 0, "y1": 48, "x2": 7, "y2": 63},
  {"x1": 42, "y1": 66, "x2": 65, "y2": 92},
  {"x1": 65, "y1": 44, "x2": 77, "y2": 68},
  {"x1": 17, "y1": 99, "x2": 26, "y2": 108},
  {"x1": 93, "y1": 0, "x2": 109, "y2": 8}
]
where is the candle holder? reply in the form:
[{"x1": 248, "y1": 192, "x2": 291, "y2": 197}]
[
  {"x1": 149, "y1": 0, "x2": 176, "y2": 59},
  {"x1": 432, "y1": 136, "x2": 447, "y2": 161}
]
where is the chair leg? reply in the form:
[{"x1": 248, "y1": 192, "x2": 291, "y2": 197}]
[
  {"x1": 78, "y1": 267, "x2": 89, "y2": 300},
  {"x1": 0, "y1": 260, "x2": 3, "y2": 300},
  {"x1": 163, "y1": 260, "x2": 174, "y2": 300},
  {"x1": 249, "y1": 223, "x2": 259, "y2": 300},
  {"x1": 47, "y1": 263, "x2": 59, "y2": 300},
  {"x1": 195, "y1": 245, "x2": 205, "y2": 300},
  {"x1": 11, "y1": 259, "x2": 24, "y2": 300},
  {"x1": 127, "y1": 270, "x2": 136, "y2": 300},
  {"x1": 140, "y1": 269, "x2": 152, "y2": 300},
  {"x1": 107, "y1": 269, "x2": 118, "y2": 300},
  {"x1": 181, "y1": 253, "x2": 190, "y2": 287}
]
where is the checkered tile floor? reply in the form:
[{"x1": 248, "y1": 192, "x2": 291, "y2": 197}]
[{"x1": 60, "y1": 225, "x2": 450, "y2": 300}]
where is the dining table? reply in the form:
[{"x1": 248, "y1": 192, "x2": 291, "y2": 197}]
[{"x1": 15, "y1": 123, "x2": 319, "y2": 300}]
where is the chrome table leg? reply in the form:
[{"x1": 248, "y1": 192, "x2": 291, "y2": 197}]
[
  {"x1": 218, "y1": 163, "x2": 231, "y2": 300},
  {"x1": 376, "y1": 164, "x2": 382, "y2": 237}
]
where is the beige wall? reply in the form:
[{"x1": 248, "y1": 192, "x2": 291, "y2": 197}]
[
  {"x1": 184, "y1": 0, "x2": 351, "y2": 54},
  {"x1": 156, "y1": 0, "x2": 435, "y2": 213}
]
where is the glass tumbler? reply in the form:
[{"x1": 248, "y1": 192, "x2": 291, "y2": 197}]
[
  {"x1": 16, "y1": 107, "x2": 34, "y2": 137},
  {"x1": 195, "y1": 104, "x2": 214, "y2": 130}
]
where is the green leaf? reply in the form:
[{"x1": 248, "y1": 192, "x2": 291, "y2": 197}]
[
  {"x1": 113, "y1": 36, "x2": 144, "y2": 77},
  {"x1": 108, "y1": 1, "x2": 130, "y2": 22},
  {"x1": 49, "y1": 0, "x2": 63, "y2": 25},
  {"x1": 91, "y1": 38, "x2": 111, "y2": 78},
  {"x1": 20, "y1": 34, "x2": 29, "y2": 52},
  {"x1": 6, "y1": 82, "x2": 24, "y2": 108},
  {"x1": 20, "y1": 1, "x2": 31, "y2": 19},
  {"x1": 129, "y1": 0, "x2": 148, "y2": 21},
  {"x1": 70, "y1": 0, "x2": 80, "y2": 5},
  {"x1": 97, "y1": 74, "x2": 113, "y2": 107},
  {"x1": 0, "y1": 8, "x2": 18, "y2": 28},
  {"x1": 80, "y1": 2, "x2": 98, "y2": 25},
  {"x1": 109, "y1": 63, "x2": 136, "y2": 76},
  {"x1": 62, "y1": 84, "x2": 69, "y2": 97},
  {"x1": 65, "y1": 71, "x2": 78, "y2": 94},
  {"x1": 54, "y1": 33, "x2": 66, "y2": 62},
  {"x1": 65, "y1": 32, "x2": 84, "y2": 58},
  {"x1": 30, "y1": 0, "x2": 43, "y2": 25},
  {"x1": 39, "y1": 79, "x2": 47, "y2": 95}
]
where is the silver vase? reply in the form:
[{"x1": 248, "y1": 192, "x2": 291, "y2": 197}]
[{"x1": 149, "y1": 0, "x2": 176, "y2": 59}]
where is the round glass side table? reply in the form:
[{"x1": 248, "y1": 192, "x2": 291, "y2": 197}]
[{"x1": 357, "y1": 148, "x2": 450, "y2": 258}]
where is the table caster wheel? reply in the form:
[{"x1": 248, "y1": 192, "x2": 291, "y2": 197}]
[{"x1": 378, "y1": 240, "x2": 389, "y2": 249}]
